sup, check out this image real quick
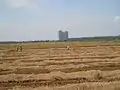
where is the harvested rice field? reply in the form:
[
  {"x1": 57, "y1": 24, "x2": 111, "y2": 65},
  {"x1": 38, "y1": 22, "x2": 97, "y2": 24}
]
[{"x1": 0, "y1": 41, "x2": 120, "y2": 90}]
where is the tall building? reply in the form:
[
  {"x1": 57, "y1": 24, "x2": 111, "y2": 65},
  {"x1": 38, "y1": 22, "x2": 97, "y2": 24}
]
[
  {"x1": 58, "y1": 31, "x2": 63, "y2": 40},
  {"x1": 58, "y1": 30, "x2": 69, "y2": 40},
  {"x1": 64, "y1": 31, "x2": 68, "y2": 40}
]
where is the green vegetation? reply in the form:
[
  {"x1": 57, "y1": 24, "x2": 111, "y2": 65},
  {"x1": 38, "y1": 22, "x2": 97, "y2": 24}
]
[{"x1": 68, "y1": 36, "x2": 120, "y2": 42}]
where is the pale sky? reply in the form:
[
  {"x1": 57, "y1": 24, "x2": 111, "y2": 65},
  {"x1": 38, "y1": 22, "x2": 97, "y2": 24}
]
[{"x1": 0, "y1": 0, "x2": 120, "y2": 41}]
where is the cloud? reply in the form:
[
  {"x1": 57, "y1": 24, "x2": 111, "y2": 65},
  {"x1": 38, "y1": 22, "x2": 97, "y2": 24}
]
[
  {"x1": 6, "y1": 0, "x2": 39, "y2": 9},
  {"x1": 7, "y1": 0, "x2": 29, "y2": 8},
  {"x1": 114, "y1": 16, "x2": 120, "y2": 22}
]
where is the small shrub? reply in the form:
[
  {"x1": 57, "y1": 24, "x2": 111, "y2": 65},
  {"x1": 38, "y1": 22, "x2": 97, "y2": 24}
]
[
  {"x1": 94, "y1": 71, "x2": 103, "y2": 80},
  {"x1": 51, "y1": 76, "x2": 63, "y2": 81}
]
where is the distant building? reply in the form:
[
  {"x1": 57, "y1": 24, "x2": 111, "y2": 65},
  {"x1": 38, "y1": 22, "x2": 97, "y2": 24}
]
[
  {"x1": 58, "y1": 30, "x2": 69, "y2": 41},
  {"x1": 58, "y1": 31, "x2": 63, "y2": 40},
  {"x1": 64, "y1": 31, "x2": 68, "y2": 40}
]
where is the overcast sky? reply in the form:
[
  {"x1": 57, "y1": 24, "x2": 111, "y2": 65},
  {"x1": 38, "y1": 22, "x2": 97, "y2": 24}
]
[{"x1": 0, "y1": 0, "x2": 120, "y2": 41}]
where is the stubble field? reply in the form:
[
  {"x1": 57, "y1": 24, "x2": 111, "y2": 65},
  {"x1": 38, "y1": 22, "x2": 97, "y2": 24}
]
[{"x1": 1, "y1": 41, "x2": 120, "y2": 90}]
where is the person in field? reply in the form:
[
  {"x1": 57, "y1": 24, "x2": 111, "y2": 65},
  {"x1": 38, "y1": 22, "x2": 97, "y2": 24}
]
[
  {"x1": 16, "y1": 45, "x2": 23, "y2": 52},
  {"x1": 66, "y1": 46, "x2": 70, "y2": 50}
]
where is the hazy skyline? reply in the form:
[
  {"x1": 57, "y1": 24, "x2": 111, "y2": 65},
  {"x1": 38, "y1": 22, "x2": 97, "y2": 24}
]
[{"x1": 0, "y1": 0, "x2": 120, "y2": 41}]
